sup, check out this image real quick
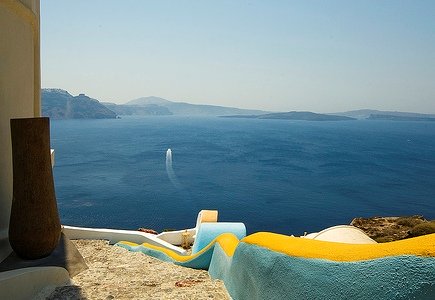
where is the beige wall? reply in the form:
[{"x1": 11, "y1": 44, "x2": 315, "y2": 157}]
[{"x1": 0, "y1": 0, "x2": 40, "y2": 261}]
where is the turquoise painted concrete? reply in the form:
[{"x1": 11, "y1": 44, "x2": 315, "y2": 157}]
[
  {"x1": 115, "y1": 242, "x2": 215, "y2": 270},
  {"x1": 191, "y1": 222, "x2": 246, "y2": 254},
  {"x1": 211, "y1": 242, "x2": 435, "y2": 300},
  {"x1": 116, "y1": 222, "x2": 245, "y2": 269},
  {"x1": 116, "y1": 243, "x2": 174, "y2": 263},
  {"x1": 208, "y1": 242, "x2": 233, "y2": 281}
]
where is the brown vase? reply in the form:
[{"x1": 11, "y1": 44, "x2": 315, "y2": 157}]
[{"x1": 9, "y1": 117, "x2": 61, "y2": 259}]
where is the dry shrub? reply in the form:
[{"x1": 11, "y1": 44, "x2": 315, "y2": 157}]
[
  {"x1": 374, "y1": 236, "x2": 395, "y2": 243},
  {"x1": 408, "y1": 221, "x2": 435, "y2": 237},
  {"x1": 396, "y1": 216, "x2": 426, "y2": 228}
]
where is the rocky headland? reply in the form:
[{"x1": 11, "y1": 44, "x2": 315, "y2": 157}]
[
  {"x1": 351, "y1": 215, "x2": 435, "y2": 243},
  {"x1": 42, "y1": 89, "x2": 117, "y2": 119}
]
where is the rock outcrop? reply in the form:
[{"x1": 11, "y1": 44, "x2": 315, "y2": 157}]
[
  {"x1": 351, "y1": 215, "x2": 435, "y2": 242},
  {"x1": 42, "y1": 89, "x2": 117, "y2": 119}
]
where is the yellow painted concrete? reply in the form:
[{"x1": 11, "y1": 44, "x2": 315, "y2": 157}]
[
  {"x1": 243, "y1": 232, "x2": 435, "y2": 262},
  {"x1": 200, "y1": 210, "x2": 218, "y2": 223},
  {"x1": 120, "y1": 240, "x2": 196, "y2": 262},
  {"x1": 215, "y1": 233, "x2": 239, "y2": 257},
  {"x1": 120, "y1": 233, "x2": 240, "y2": 261}
]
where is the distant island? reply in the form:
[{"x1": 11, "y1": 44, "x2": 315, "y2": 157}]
[
  {"x1": 368, "y1": 114, "x2": 435, "y2": 121},
  {"x1": 223, "y1": 111, "x2": 355, "y2": 121},
  {"x1": 118, "y1": 96, "x2": 269, "y2": 116},
  {"x1": 226, "y1": 109, "x2": 435, "y2": 122},
  {"x1": 42, "y1": 89, "x2": 117, "y2": 119},
  {"x1": 331, "y1": 109, "x2": 435, "y2": 121},
  {"x1": 42, "y1": 89, "x2": 435, "y2": 121}
]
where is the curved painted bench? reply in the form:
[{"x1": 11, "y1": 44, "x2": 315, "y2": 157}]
[
  {"x1": 116, "y1": 233, "x2": 239, "y2": 270},
  {"x1": 153, "y1": 209, "x2": 218, "y2": 247},
  {"x1": 116, "y1": 222, "x2": 246, "y2": 269},
  {"x1": 191, "y1": 223, "x2": 246, "y2": 254},
  {"x1": 209, "y1": 232, "x2": 435, "y2": 300}
]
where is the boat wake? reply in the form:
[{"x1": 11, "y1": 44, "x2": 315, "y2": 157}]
[{"x1": 166, "y1": 148, "x2": 182, "y2": 189}]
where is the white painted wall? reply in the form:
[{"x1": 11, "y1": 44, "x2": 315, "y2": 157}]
[
  {"x1": 0, "y1": 0, "x2": 40, "y2": 262},
  {"x1": 62, "y1": 226, "x2": 188, "y2": 255}
]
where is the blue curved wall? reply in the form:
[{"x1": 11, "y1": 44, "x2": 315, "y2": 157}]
[{"x1": 210, "y1": 242, "x2": 435, "y2": 300}]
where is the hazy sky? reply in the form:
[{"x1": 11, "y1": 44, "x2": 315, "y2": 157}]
[{"x1": 41, "y1": 1, "x2": 435, "y2": 113}]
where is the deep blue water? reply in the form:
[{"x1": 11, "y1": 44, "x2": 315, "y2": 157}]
[{"x1": 50, "y1": 117, "x2": 435, "y2": 236}]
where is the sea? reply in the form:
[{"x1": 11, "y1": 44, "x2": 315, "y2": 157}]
[{"x1": 50, "y1": 116, "x2": 435, "y2": 236}]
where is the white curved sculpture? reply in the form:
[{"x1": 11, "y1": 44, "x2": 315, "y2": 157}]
[{"x1": 302, "y1": 225, "x2": 377, "y2": 244}]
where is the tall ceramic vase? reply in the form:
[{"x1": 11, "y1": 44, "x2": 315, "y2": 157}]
[{"x1": 9, "y1": 117, "x2": 61, "y2": 259}]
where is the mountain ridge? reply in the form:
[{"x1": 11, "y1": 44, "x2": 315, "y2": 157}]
[
  {"x1": 42, "y1": 89, "x2": 117, "y2": 119},
  {"x1": 123, "y1": 96, "x2": 270, "y2": 116},
  {"x1": 41, "y1": 89, "x2": 435, "y2": 120},
  {"x1": 126, "y1": 96, "x2": 173, "y2": 106}
]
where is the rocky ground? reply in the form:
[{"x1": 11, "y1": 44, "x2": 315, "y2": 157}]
[
  {"x1": 351, "y1": 215, "x2": 435, "y2": 242},
  {"x1": 41, "y1": 240, "x2": 230, "y2": 300}
]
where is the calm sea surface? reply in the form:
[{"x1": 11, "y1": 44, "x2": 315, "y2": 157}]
[{"x1": 50, "y1": 117, "x2": 435, "y2": 235}]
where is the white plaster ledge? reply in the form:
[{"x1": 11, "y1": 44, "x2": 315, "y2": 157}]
[
  {"x1": 0, "y1": 266, "x2": 70, "y2": 300},
  {"x1": 62, "y1": 225, "x2": 187, "y2": 255}
]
